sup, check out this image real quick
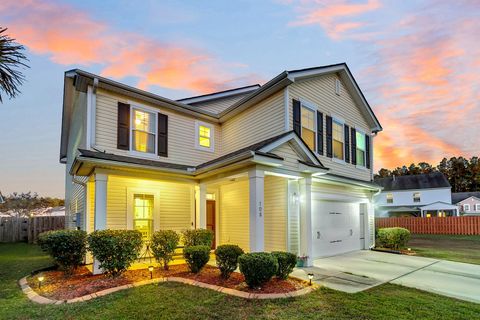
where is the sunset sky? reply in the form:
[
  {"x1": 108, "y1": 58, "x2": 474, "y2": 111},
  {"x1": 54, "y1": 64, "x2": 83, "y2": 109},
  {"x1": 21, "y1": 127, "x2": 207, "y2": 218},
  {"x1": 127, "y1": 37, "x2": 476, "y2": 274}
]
[{"x1": 0, "y1": 0, "x2": 479, "y2": 198}]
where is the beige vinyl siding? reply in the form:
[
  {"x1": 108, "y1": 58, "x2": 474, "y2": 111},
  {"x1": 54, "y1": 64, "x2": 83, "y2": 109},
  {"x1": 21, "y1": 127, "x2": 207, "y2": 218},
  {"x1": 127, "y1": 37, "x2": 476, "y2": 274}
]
[
  {"x1": 312, "y1": 180, "x2": 370, "y2": 200},
  {"x1": 105, "y1": 175, "x2": 194, "y2": 231},
  {"x1": 271, "y1": 143, "x2": 301, "y2": 172},
  {"x1": 95, "y1": 89, "x2": 221, "y2": 166},
  {"x1": 289, "y1": 74, "x2": 372, "y2": 181},
  {"x1": 222, "y1": 91, "x2": 285, "y2": 155},
  {"x1": 219, "y1": 179, "x2": 249, "y2": 251},
  {"x1": 190, "y1": 94, "x2": 248, "y2": 114},
  {"x1": 264, "y1": 176, "x2": 287, "y2": 252}
]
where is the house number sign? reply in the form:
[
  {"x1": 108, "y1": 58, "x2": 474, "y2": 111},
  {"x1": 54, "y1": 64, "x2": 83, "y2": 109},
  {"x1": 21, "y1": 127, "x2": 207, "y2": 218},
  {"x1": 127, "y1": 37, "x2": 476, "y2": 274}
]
[{"x1": 258, "y1": 201, "x2": 263, "y2": 217}]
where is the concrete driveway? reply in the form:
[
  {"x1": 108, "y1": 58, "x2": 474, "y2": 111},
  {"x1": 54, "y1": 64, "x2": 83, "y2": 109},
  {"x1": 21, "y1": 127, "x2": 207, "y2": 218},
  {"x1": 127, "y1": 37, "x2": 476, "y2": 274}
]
[{"x1": 291, "y1": 250, "x2": 480, "y2": 303}]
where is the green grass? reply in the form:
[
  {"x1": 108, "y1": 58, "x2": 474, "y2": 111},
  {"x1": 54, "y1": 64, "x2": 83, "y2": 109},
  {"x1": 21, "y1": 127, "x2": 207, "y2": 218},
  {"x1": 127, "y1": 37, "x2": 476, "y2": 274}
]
[
  {"x1": 1, "y1": 243, "x2": 479, "y2": 319},
  {"x1": 409, "y1": 234, "x2": 480, "y2": 265}
]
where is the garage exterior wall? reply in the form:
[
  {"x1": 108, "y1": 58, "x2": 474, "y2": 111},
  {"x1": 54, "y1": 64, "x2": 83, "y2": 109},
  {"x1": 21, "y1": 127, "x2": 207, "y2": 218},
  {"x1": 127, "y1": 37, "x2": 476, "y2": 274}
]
[
  {"x1": 219, "y1": 179, "x2": 250, "y2": 252},
  {"x1": 264, "y1": 176, "x2": 288, "y2": 252}
]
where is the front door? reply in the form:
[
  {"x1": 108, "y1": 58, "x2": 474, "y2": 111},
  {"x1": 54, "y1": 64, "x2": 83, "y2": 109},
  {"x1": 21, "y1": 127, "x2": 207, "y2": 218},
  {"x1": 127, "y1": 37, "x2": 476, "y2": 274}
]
[{"x1": 206, "y1": 200, "x2": 216, "y2": 248}]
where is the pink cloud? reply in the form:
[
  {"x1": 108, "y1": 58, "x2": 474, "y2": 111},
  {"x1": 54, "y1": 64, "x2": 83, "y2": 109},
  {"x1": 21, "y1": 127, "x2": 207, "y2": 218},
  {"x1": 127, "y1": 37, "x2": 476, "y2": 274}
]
[{"x1": 0, "y1": 0, "x2": 261, "y2": 94}]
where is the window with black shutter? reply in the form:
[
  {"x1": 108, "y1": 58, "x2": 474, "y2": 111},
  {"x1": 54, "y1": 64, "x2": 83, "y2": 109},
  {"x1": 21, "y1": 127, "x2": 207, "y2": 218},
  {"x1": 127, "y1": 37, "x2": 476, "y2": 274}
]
[
  {"x1": 326, "y1": 116, "x2": 333, "y2": 158},
  {"x1": 344, "y1": 125, "x2": 350, "y2": 163},
  {"x1": 117, "y1": 102, "x2": 130, "y2": 150}
]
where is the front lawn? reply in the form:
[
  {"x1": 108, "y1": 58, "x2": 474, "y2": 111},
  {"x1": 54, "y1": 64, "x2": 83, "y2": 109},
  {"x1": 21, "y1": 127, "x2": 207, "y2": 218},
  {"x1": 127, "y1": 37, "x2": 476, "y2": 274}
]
[
  {"x1": 409, "y1": 234, "x2": 480, "y2": 265},
  {"x1": 1, "y1": 243, "x2": 479, "y2": 320}
]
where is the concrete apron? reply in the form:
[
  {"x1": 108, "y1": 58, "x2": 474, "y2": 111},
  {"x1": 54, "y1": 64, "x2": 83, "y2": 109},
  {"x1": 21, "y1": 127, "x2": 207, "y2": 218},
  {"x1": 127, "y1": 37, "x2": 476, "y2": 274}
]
[{"x1": 292, "y1": 250, "x2": 480, "y2": 303}]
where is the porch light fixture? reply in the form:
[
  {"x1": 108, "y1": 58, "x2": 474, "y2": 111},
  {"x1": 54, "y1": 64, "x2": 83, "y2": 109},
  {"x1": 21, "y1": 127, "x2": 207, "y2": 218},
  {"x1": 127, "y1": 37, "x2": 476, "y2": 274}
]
[
  {"x1": 291, "y1": 192, "x2": 299, "y2": 205},
  {"x1": 148, "y1": 266, "x2": 154, "y2": 279},
  {"x1": 37, "y1": 275, "x2": 45, "y2": 288},
  {"x1": 307, "y1": 273, "x2": 314, "y2": 286}
]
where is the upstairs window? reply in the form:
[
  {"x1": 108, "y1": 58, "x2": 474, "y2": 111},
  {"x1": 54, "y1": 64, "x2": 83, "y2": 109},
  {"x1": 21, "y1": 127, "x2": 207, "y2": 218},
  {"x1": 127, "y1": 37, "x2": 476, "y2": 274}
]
[
  {"x1": 332, "y1": 120, "x2": 344, "y2": 160},
  {"x1": 132, "y1": 108, "x2": 156, "y2": 154},
  {"x1": 413, "y1": 192, "x2": 421, "y2": 203},
  {"x1": 356, "y1": 131, "x2": 366, "y2": 167},
  {"x1": 386, "y1": 193, "x2": 393, "y2": 204},
  {"x1": 301, "y1": 106, "x2": 316, "y2": 151},
  {"x1": 195, "y1": 121, "x2": 214, "y2": 152}
]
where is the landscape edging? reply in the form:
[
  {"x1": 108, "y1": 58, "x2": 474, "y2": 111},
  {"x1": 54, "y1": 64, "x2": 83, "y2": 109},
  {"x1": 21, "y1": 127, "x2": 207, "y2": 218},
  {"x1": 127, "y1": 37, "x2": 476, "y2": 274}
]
[{"x1": 19, "y1": 275, "x2": 317, "y2": 304}]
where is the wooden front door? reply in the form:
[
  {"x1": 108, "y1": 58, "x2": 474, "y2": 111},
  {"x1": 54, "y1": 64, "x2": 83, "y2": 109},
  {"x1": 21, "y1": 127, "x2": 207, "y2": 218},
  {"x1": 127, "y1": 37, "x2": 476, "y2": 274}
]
[{"x1": 206, "y1": 200, "x2": 216, "y2": 248}]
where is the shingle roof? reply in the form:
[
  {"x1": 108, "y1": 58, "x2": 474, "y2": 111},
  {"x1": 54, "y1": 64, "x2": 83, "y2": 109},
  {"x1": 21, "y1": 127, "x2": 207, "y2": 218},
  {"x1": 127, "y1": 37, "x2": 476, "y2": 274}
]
[
  {"x1": 452, "y1": 192, "x2": 480, "y2": 204},
  {"x1": 374, "y1": 172, "x2": 451, "y2": 191}
]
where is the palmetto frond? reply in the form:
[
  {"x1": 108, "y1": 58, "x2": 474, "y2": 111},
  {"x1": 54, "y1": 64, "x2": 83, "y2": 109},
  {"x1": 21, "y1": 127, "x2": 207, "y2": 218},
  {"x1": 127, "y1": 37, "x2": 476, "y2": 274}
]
[{"x1": 0, "y1": 27, "x2": 29, "y2": 103}]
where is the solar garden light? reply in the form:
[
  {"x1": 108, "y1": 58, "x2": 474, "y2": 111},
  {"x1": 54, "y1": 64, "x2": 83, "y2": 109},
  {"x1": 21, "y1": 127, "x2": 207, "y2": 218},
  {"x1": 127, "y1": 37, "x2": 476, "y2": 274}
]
[
  {"x1": 148, "y1": 266, "x2": 154, "y2": 279},
  {"x1": 37, "y1": 274, "x2": 45, "y2": 288},
  {"x1": 307, "y1": 273, "x2": 314, "y2": 286}
]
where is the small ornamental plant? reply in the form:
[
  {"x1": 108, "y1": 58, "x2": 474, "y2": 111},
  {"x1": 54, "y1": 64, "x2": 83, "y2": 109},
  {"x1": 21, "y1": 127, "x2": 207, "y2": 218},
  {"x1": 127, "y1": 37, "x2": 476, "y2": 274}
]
[
  {"x1": 182, "y1": 229, "x2": 214, "y2": 247},
  {"x1": 238, "y1": 252, "x2": 278, "y2": 288},
  {"x1": 271, "y1": 251, "x2": 297, "y2": 280},
  {"x1": 38, "y1": 229, "x2": 87, "y2": 275},
  {"x1": 183, "y1": 245, "x2": 210, "y2": 273},
  {"x1": 214, "y1": 244, "x2": 244, "y2": 279},
  {"x1": 376, "y1": 227, "x2": 411, "y2": 250},
  {"x1": 87, "y1": 229, "x2": 143, "y2": 277},
  {"x1": 151, "y1": 230, "x2": 180, "y2": 270},
  {"x1": 296, "y1": 254, "x2": 308, "y2": 267}
]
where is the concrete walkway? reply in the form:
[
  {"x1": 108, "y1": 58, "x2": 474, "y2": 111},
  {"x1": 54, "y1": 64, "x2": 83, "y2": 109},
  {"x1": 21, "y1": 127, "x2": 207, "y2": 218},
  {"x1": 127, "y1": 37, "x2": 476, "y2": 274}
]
[{"x1": 291, "y1": 250, "x2": 480, "y2": 303}]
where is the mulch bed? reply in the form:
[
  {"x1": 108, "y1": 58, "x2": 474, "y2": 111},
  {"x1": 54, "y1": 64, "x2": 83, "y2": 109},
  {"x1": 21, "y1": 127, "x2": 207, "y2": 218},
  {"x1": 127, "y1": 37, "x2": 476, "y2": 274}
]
[
  {"x1": 373, "y1": 247, "x2": 417, "y2": 255},
  {"x1": 27, "y1": 264, "x2": 307, "y2": 300}
]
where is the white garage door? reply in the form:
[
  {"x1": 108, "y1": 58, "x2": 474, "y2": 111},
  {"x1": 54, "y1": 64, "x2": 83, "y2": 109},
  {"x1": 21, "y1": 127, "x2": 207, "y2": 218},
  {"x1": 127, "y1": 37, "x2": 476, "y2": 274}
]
[{"x1": 312, "y1": 200, "x2": 364, "y2": 258}]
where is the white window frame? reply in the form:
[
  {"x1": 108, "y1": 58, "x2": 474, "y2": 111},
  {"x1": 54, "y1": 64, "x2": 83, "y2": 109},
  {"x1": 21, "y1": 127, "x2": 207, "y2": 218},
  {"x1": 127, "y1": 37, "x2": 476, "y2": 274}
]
[
  {"x1": 355, "y1": 128, "x2": 367, "y2": 168},
  {"x1": 300, "y1": 100, "x2": 317, "y2": 152},
  {"x1": 126, "y1": 187, "x2": 161, "y2": 234},
  {"x1": 335, "y1": 79, "x2": 341, "y2": 95},
  {"x1": 464, "y1": 204, "x2": 470, "y2": 212},
  {"x1": 386, "y1": 193, "x2": 393, "y2": 204},
  {"x1": 475, "y1": 204, "x2": 480, "y2": 211},
  {"x1": 331, "y1": 116, "x2": 345, "y2": 163},
  {"x1": 195, "y1": 120, "x2": 215, "y2": 152},
  {"x1": 413, "y1": 192, "x2": 421, "y2": 203},
  {"x1": 129, "y1": 103, "x2": 159, "y2": 159}
]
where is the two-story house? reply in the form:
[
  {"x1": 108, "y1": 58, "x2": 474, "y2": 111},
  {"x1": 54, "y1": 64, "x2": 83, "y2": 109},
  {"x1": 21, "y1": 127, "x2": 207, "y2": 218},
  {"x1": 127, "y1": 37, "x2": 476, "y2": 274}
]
[
  {"x1": 374, "y1": 172, "x2": 459, "y2": 217},
  {"x1": 452, "y1": 192, "x2": 480, "y2": 215},
  {"x1": 60, "y1": 63, "x2": 382, "y2": 269}
]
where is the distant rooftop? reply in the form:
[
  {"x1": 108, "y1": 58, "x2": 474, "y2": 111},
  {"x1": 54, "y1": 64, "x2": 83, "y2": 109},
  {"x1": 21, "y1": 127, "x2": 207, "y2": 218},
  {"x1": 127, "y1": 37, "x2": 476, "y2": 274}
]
[
  {"x1": 375, "y1": 172, "x2": 451, "y2": 191},
  {"x1": 452, "y1": 192, "x2": 480, "y2": 204}
]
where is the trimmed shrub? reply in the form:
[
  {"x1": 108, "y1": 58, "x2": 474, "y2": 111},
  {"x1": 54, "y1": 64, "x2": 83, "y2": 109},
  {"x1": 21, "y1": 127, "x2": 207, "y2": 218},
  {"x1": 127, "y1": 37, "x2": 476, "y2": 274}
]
[
  {"x1": 238, "y1": 252, "x2": 278, "y2": 288},
  {"x1": 38, "y1": 229, "x2": 87, "y2": 275},
  {"x1": 215, "y1": 244, "x2": 244, "y2": 279},
  {"x1": 376, "y1": 227, "x2": 411, "y2": 250},
  {"x1": 182, "y1": 229, "x2": 214, "y2": 247},
  {"x1": 87, "y1": 229, "x2": 143, "y2": 277},
  {"x1": 271, "y1": 251, "x2": 297, "y2": 280},
  {"x1": 183, "y1": 245, "x2": 210, "y2": 273},
  {"x1": 151, "y1": 230, "x2": 180, "y2": 270}
]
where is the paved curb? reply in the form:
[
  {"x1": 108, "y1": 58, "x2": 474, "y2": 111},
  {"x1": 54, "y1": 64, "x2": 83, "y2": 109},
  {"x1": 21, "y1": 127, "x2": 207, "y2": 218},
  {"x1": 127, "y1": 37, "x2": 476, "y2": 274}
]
[{"x1": 19, "y1": 275, "x2": 318, "y2": 304}]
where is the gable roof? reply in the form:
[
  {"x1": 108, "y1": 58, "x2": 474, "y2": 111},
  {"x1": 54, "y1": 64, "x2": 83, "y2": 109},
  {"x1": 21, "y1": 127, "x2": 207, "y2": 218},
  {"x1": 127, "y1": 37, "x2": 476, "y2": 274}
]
[
  {"x1": 452, "y1": 192, "x2": 480, "y2": 204},
  {"x1": 177, "y1": 84, "x2": 260, "y2": 105},
  {"x1": 375, "y1": 172, "x2": 451, "y2": 191}
]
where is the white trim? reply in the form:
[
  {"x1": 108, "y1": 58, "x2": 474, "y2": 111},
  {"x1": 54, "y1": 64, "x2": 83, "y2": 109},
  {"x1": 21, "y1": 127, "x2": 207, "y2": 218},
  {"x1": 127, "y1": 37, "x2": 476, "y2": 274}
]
[
  {"x1": 195, "y1": 120, "x2": 215, "y2": 153},
  {"x1": 331, "y1": 116, "x2": 345, "y2": 161},
  {"x1": 299, "y1": 99, "x2": 318, "y2": 152},
  {"x1": 284, "y1": 87, "x2": 289, "y2": 131},
  {"x1": 126, "y1": 187, "x2": 161, "y2": 232},
  {"x1": 475, "y1": 204, "x2": 480, "y2": 211},
  {"x1": 178, "y1": 85, "x2": 260, "y2": 104},
  {"x1": 129, "y1": 103, "x2": 158, "y2": 157},
  {"x1": 464, "y1": 204, "x2": 470, "y2": 212},
  {"x1": 354, "y1": 129, "x2": 367, "y2": 168},
  {"x1": 86, "y1": 86, "x2": 92, "y2": 149}
]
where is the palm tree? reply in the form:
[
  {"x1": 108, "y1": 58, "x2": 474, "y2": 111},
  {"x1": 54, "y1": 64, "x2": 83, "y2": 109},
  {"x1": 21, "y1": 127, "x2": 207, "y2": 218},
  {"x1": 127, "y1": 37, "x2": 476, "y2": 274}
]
[{"x1": 0, "y1": 27, "x2": 29, "y2": 103}]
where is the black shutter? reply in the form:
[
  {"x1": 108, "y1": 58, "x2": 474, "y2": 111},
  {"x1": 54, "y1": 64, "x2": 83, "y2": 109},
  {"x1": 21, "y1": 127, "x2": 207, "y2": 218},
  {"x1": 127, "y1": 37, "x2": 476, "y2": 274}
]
[
  {"x1": 316, "y1": 111, "x2": 323, "y2": 155},
  {"x1": 366, "y1": 134, "x2": 371, "y2": 169},
  {"x1": 157, "y1": 113, "x2": 168, "y2": 157},
  {"x1": 351, "y1": 128, "x2": 357, "y2": 165},
  {"x1": 293, "y1": 99, "x2": 301, "y2": 136},
  {"x1": 117, "y1": 102, "x2": 130, "y2": 150},
  {"x1": 344, "y1": 125, "x2": 350, "y2": 163},
  {"x1": 326, "y1": 116, "x2": 333, "y2": 158}
]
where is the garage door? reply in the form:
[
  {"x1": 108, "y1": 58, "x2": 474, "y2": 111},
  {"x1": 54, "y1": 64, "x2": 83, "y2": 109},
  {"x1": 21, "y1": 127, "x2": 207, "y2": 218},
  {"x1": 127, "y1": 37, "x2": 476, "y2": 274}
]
[{"x1": 312, "y1": 200, "x2": 364, "y2": 258}]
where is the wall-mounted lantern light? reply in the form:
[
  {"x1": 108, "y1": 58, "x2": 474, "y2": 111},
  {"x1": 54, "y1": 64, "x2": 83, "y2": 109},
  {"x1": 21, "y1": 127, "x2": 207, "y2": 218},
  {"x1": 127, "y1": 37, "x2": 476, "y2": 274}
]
[{"x1": 148, "y1": 266, "x2": 154, "y2": 279}]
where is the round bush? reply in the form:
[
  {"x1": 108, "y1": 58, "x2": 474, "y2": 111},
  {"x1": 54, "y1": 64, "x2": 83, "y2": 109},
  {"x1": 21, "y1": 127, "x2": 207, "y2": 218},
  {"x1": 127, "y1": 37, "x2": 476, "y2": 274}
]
[
  {"x1": 376, "y1": 227, "x2": 411, "y2": 250},
  {"x1": 271, "y1": 251, "x2": 297, "y2": 280},
  {"x1": 183, "y1": 245, "x2": 210, "y2": 273},
  {"x1": 214, "y1": 244, "x2": 244, "y2": 279},
  {"x1": 238, "y1": 252, "x2": 278, "y2": 288},
  {"x1": 87, "y1": 229, "x2": 143, "y2": 277},
  {"x1": 38, "y1": 229, "x2": 87, "y2": 275},
  {"x1": 182, "y1": 229, "x2": 214, "y2": 247},
  {"x1": 151, "y1": 230, "x2": 180, "y2": 270}
]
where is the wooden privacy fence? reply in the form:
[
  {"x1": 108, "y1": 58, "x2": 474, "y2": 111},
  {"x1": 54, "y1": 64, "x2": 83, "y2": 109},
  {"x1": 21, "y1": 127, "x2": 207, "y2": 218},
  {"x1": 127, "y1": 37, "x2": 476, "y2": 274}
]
[
  {"x1": 376, "y1": 216, "x2": 480, "y2": 235},
  {"x1": 0, "y1": 216, "x2": 65, "y2": 243}
]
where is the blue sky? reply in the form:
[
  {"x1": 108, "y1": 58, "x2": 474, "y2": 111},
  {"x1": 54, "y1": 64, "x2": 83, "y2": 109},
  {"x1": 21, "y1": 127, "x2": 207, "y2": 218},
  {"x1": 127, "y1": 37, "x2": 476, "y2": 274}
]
[{"x1": 0, "y1": 0, "x2": 478, "y2": 197}]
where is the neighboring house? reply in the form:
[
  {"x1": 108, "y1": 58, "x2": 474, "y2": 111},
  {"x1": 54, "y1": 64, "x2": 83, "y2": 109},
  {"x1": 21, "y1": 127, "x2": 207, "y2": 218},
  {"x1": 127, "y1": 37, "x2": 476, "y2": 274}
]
[
  {"x1": 374, "y1": 172, "x2": 459, "y2": 217},
  {"x1": 452, "y1": 192, "x2": 480, "y2": 215},
  {"x1": 60, "y1": 63, "x2": 383, "y2": 270}
]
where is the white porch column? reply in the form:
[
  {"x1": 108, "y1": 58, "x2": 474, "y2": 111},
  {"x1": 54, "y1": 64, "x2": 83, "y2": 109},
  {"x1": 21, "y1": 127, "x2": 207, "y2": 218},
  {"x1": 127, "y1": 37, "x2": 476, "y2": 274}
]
[
  {"x1": 93, "y1": 173, "x2": 107, "y2": 274},
  {"x1": 249, "y1": 168, "x2": 264, "y2": 252},
  {"x1": 195, "y1": 183, "x2": 207, "y2": 229},
  {"x1": 299, "y1": 176, "x2": 313, "y2": 266}
]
